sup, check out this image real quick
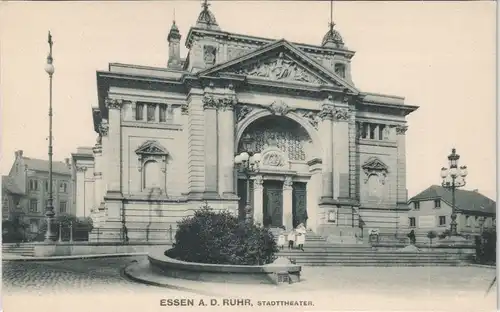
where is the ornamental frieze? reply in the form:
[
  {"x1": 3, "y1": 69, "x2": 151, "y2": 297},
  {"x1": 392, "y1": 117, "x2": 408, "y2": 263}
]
[
  {"x1": 395, "y1": 124, "x2": 408, "y2": 135},
  {"x1": 318, "y1": 104, "x2": 335, "y2": 120},
  {"x1": 268, "y1": 100, "x2": 291, "y2": 116},
  {"x1": 297, "y1": 110, "x2": 320, "y2": 130},
  {"x1": 236, "y1": 52, "x2": 324, "y2": 85},
  {"x1": 98, "y1": 120, "x2": 109, "y2": 137},
  {"x1": 236, "y1": 105, "x2": 253, "y2": 122},
  {"x1": 333, "y1": 107, "x2": 350, "y2": 121},
  {"x1": 202, "y1": 94, "x2": 238, "y2": 111},
  {"x1": 181, "y1": 104, "x2": 189, "y2": 115}
]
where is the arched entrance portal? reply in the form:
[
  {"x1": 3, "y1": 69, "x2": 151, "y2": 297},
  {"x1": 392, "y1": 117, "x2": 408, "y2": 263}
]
[{"x1": 236, "y1": 115, "x2": 316, "y2": 230}]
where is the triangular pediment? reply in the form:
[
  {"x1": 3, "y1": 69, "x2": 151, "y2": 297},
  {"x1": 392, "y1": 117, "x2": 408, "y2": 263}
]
[
  {"x1": 197, "y1": 39, "x2": 358, "y2": 93},
  {"x1": 362, "y1": 157, "x2": 389, "y2": 172},
  {"x1": 135, "y1": 140, "x2": 168, "y2": 155}
]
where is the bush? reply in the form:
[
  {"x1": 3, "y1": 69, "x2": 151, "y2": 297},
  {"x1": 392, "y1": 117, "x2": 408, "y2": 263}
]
[
  {"x1": 168, "y1": 205, "x2": 278, "y2": 265},
  {"x1": 475, "y1": 229, "x2": 496, "y2": 264},
  {"x1": 2, "y1": 217, "x2": 28, "y2": 243},
  {"x1": 35, "y1": 214, "x2": 94, "y2": 242}
]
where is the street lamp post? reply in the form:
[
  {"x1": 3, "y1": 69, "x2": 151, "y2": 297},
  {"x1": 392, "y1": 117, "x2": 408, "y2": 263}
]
[
  {"x1": 234, "y1": 134, "x2": 261, "y2": 222},
  {"x1": 440, "y1": 148, "x2": 468, "y2": 236},
  {"x1": 44, "y1": 31, "x2": 57, "y2": 242}
]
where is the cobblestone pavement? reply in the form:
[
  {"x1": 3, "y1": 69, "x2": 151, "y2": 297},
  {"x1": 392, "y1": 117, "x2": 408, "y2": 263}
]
[{"x1": 2, "y1": 256, "x2": 168, "y2": 295}]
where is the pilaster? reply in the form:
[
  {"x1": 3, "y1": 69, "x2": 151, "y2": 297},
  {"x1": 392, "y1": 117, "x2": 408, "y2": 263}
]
[
  {"x1": 202, "y1": 91, "x2": 219, "y2": 198},
  {"x1": 333, "y1": 106, "x2": 350, "y2": 200},
  {"x1": 99, "y1": 119, "x2": 109, "y2": 201},
  {"x1": 395, "y1": 124, "x2": 408, "y2": 206},
  {"x1": 217, "y1": 85, "x2": 237, "y2": 198},
  {"x1": 282, "y1": 176, "x2": 294, "y2": 230},
  {"x1": 253, "y1": 175, "x2": 264, "y2": 225},
  {"x1": 318, "y1": 97, "x2": 335, "y2": 201},
  {"x1": 93, "y1": 140, "x2": 103, "y2": 210},
  {"x1": 75, "y1": 165, "x2": 87, "y2": 217},
  {"x1": 187, "y1": 90, "x2": 206, "y2": 197},
  {"x1": 348, "y1": 110, "x2": 358, "y2": 201},
  {"x1": 307, "y1": 158, "x2": 322, "y2": 233},
  {"x1": 104, "y1": 98, "x2": 123, "y2": 197}
]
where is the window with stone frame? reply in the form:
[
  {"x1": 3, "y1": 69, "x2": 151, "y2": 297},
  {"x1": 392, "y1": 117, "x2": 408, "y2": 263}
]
[
  {"x1": 439, "y1": 216, "x2": 446, "y2": 226},
  {"x1": 434, "y1": 199, "x2": 441, "y2": 208},
  {"x1": 135, "y1": 140, "x2": 169, "y2": 193},
  {"x1": 414, "y1": 201, "x2": 420, "y2": 210},
  {"x1": 29, "y1": 179, "x2": 38, "y2": 191},
  {"x1": 147, "y1": 104, "x2": 156, "y2": 122},
  {"x1": 59, "y1": 182, "x2": 68, "y2": 193},
  {"x1": 29, "y1": 199, "x2": 38, "y2": 213},
  {"x1": 59, "y1": 201, "x2": 67, "y2": 213},
  {"x1": 409, "y1": 217, "x2": 416, "y2": 227},
  {"x1": 465, "y1": 215, "x2": 471, "y2": 227},
  {"x1": 135, "y1": 103, "x2": 144, "y2": 120},
  {"x1": 159, "y1": 105, "x2": 167, "y2": 122}
]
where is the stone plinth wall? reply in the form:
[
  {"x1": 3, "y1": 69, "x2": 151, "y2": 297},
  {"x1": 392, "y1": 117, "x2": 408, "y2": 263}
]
[
  {"x1": 148, "y1": 249, "x2": 301, "y2": 285},
  {"x1": 32, "y1": 243, "x2": 172, "y2": 257}
]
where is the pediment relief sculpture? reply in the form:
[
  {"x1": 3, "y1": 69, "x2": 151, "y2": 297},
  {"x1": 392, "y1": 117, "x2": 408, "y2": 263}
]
[
  {"x1": 362, "y1": 157, "x2": 389, "y2": 185},
  {"x1": 236, "y1": 52, "x2": 325, "y2": 85},
  {"x1": 261, "y1": 149, "x2": 288, "y2": 168},
  {"x1": 135, "y1": 140, "x2": 169, "y2": 156}
]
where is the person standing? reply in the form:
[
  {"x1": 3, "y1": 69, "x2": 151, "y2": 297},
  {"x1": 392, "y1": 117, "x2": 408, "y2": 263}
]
[
  {"x1": 296, "y1": 231, "x2": 305, "y2": 251},
  {"x1": 287, "y1": 229, "x2": 295, "y2": 250},
  {"x1": 277, "y1": 231, "x2": 286, "y2": 250}
]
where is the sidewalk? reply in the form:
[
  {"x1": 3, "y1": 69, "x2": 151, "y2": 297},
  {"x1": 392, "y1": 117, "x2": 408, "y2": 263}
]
[{"x1": 2, "y1": 252, "x2": 148, "y2": 261}]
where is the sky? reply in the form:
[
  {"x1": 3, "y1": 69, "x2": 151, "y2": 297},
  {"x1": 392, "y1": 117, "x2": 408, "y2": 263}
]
[{"x1": 0, "y1": 1, "x2": 496, "y2": 200}]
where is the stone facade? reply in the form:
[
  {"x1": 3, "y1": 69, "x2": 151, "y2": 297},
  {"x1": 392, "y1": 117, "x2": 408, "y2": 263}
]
[{"x1": 74, "y1": 5, "x2": 418, "y2": 242}]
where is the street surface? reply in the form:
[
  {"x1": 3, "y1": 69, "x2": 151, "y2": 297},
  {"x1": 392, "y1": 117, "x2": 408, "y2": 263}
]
[{"x1": 2, "y1": 256, "x2": 496, "y2": 312}]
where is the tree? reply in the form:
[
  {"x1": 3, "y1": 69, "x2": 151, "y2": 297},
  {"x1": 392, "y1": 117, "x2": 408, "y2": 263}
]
[
  {"x1": 2, "y1": 214, "x2": 29, "y2": 243},
  {"x1": 427, "y1": 230, "x2": 437, "y2": 248}
]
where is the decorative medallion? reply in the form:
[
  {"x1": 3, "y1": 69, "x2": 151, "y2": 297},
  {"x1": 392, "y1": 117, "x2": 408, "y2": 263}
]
[
  {"x1": 268, "y1": 100, "x2": 291, "y2": 116},
  {"x1": 362, "y1": 157, "x2": 389, "y2": 185},
  {"x1": 236, "y1": 105, "x2": 253, "y2": 122},
  {"x1": 238, "y1": 52, "x2": 324, "y2": 85},
  {"x1": 261, "y1": 150, "x2": 286, "y2": 167},
  {"x1": 76, "y1": 165, "x2": 88, "y2": 172}
]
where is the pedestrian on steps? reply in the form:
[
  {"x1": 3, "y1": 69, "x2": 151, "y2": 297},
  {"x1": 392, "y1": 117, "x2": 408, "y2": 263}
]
[
  {"x1": 296, "y1": 232, "x2": 305, "y2": 251},
  {"x1": 287, "y1": 230, "x2": 295, "y2": 250},
  {"x1": 277, "y1": 230, "x2": 286, "y2": 250}
]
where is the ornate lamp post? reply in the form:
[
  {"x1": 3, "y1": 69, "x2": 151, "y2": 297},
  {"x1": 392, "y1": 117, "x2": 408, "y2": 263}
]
[
  {"x1": 234, "y1": 134, "x2": 261, "y2": 222},
  {"x1": 44, "y1": 31, "x2": 57, "y2": 242},
  {"x1": 440, "y1": 148, "x2": 468, "y2": 236}
]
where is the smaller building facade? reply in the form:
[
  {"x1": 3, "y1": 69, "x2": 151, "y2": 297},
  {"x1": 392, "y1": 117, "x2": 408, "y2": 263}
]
[
  {"x1": 3, "y1": 150, "x2": 74, "y2": 235},
  {"x1": 71, "y1": 147, "x2": 95, "y2": 218},
  {"x1": 407, "y1": 185, "x2": 496, "y2": 240}
]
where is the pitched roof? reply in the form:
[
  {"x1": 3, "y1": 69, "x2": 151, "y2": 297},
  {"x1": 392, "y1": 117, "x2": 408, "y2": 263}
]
[
  {"x1": 2, "y1": 175, "x2": 24, "y2": 195},
  {"x1": 409, "y1": 185, "x2": 496, "y2": 214},
  {"x1": 22, "y1": 157, "x2": 71, "y2": 175}
]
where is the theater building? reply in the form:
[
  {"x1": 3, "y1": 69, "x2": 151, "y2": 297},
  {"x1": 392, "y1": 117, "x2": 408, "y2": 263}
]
[{"x1": 73, "y1": 3, "x2": 418, "y2": 242}]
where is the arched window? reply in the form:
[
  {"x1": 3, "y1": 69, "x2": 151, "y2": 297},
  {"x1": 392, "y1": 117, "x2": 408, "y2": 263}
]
[{"x1": 143, "y1": 160, "x2": 161, "y2": 189}]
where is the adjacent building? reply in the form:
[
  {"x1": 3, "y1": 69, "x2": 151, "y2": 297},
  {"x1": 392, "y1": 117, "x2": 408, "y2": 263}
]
[
  {"x1": 3, "y1": 150, "x2": 74, "y2": 234},
  {"x1": 407, "y1": 185, "x2": 496, "y2": 238},
  {"x1": 73, "y1": 3, "x2": 418, "y2": 242}
]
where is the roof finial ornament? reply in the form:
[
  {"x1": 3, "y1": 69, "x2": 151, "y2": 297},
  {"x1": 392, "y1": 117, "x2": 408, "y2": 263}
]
[
  {"x1": 173, "y1": 8, "x2": 176, "y2": 24},
  {"x1": 196, "y1": 0, "x2": 220, "y2": 30},
  {"x1": 322, "y1": 0, "x2": 344, "y2": 48},
  {"x1": 202, "y1": 0, "x2": 210, "y2": 12}
]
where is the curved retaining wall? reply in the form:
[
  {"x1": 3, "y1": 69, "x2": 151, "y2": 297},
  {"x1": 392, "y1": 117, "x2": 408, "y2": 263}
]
[{"x1": 148, "y1": 249, "x2": 301, "y2": 285}]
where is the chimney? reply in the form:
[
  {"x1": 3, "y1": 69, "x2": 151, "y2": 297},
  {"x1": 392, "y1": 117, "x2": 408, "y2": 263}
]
[
  {"x1": 65, "y1": 158, "x2": 71, "y2": 168},
  {"x1": 167, "y1": 20, "x2": 182, "y2": 69},
  {"x1": 15, "y1": 150, "x2": 23, "y2": 158}
]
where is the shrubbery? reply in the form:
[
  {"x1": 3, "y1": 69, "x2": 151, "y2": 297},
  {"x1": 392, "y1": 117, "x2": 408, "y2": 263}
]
[
  {"x1": 34, "y1": 214, "x2": 94, "y2": 242},
  {"x1": 475, "y1": 229, "x2": 496, "y2": 264},
  {"x1": 167, "y1": 205, "x2": 278, "y2": 265}
]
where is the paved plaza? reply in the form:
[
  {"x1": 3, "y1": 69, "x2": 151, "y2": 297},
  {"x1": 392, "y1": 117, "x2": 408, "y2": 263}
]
[{"x1": 2, "y1": 256, "x2": 497, "y2": 312}]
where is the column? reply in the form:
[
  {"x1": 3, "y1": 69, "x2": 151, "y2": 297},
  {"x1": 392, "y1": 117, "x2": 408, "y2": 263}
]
[
  {"x1": 99, "y1": 119, "x2": 109, "y2": 199},
  {"x1": 253, "y1": 175, "x2": 264, "y2": 225},
  {"x1": 396, "y1": 124, "x2": 408, "y2": 205},
  {"x1": 282, "y1": 176, "x2": 294, "y2": 230},
  {"x1": 75, "y1": 165, "x2": 87, "y2": 217},
  {"x1": 333, "y1": 106, "x2": 350, "y2": 200},
  {"x1": 202, "y1": 93, "x2": 219, "y2": 197},
  {"x1": 105, "y1": 98, "x2": 122, "y2": 195},
  {"x1": 307, "y1": 159, "x2": 322, "y2": 233},
  {"x1": 218, "y1": 91, "x2": 236, "y2": 197},
  {"x1": 318, "y1": 101, "x2": 335, "y2": 200},
  {"x1": 93, "y1": 140, "x2": 103, "y2": 210}
]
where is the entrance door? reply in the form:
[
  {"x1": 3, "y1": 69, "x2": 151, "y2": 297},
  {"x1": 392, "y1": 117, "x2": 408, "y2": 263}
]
[
  {"x1": 263, "y1": 180, "x2": 283, "y2": 227},
  {"x1": 292, "y1": 182, "x2": 307, "y2": 228}
]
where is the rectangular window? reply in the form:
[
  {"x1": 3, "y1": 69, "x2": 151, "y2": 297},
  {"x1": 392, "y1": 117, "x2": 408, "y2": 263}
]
[
  {"x1": 135, "y1": 103, "x2": 144, "y2": 120},
  {"x1": 45, "y1": 180, "x2": 49, "y2": 191},
  {"x1": 29, "y1": 179, "x2": 38, "y2": 191},
  {"x1": 147, "y1": 104, "x2": 156, "y2": 122},
  {"x1": 30, "y1": 219, "x2": 39, "y2": 233},
  {"x1": 362, "y1": 123, "x2": 368, "y2": 139},
  {"x1": 414, "y1": 202, "x2": 420, "y2": 210},
  {"x1": 29, "y1": 199, "x2": 38, "y2": 213},
  {"x1": 159, "y1": 105, "x2": 167, "y2": 122},
  {"x1": 466, "y1": 216, "x2": 471, "y2": 227},
  {"x1": 409, "y1": 217, "x2": 416, "y2": 227},
  {"x1": 378, "y1": 125, "x2": 385, "y2": 140},
  {"x1": 439, "y1": 216, "x2": 446, "y2": 226},
  {"x1": 434, "y1": 199, "x2": 441, "y2": 208},
  {"x1": 59, "y1": 201, "x2": 67, "y2": 213},
  {"x1": 369, "y1": 124, "x2": 375, "y2": 139}
]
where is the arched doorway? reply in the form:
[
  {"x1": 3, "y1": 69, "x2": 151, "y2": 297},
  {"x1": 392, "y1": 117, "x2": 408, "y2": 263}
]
[{"x1": 236, "y1": 115, "x2": 315, "y2": 229}]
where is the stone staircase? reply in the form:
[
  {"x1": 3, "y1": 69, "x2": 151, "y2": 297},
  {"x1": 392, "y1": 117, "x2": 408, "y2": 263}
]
[
  {"x1": 270, "y1": 229, "x2": 464, "y2": 267},
  {"x1": 2, "y1": 244, "x2": 35, "y2": 257}
]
